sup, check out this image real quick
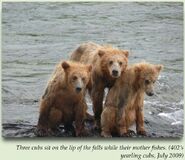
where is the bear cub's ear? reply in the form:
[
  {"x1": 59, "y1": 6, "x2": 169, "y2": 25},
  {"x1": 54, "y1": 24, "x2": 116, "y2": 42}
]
[
  {"x1": 62, "y1": 61, "x2": 70, "y2": 70},
  {"x1": 98, "y1": 50, "x2": 106, "y2": 57},
  {"x1": 122, "y1": 50, "x2": 129, "y2": 58},
  {"x1": 155, "y1": 65, "x2": 163, "y2": 72},
  {"x1": 134, "y1": 66, "x2": 141, "y2": 74}
]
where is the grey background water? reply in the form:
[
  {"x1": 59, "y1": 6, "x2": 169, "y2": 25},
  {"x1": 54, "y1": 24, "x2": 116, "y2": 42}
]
[{"x1": 2, "y1": 2, "x2": 183, "y2": 137}]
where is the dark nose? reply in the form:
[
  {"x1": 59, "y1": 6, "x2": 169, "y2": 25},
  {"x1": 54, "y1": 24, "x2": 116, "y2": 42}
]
[
  {"x1": 76, "y1": 87, "x2": 82, "y2": 92},
  {"x1": 112, "y1": 70, "x2": 118, "y2": 76},
  {"x1": 147, "y1": 92, "x2": 154, "y2": 96}
]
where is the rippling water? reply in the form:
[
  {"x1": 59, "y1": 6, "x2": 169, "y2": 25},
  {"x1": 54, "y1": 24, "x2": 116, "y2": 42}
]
[{"x1": 2, "y1": 2, "x2": 183, "y2": 137}]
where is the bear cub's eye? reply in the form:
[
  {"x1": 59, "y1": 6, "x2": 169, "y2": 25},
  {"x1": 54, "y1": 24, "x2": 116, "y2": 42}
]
[
  {"x1": 145, "y1": 80, "x2": 150, "y2": 85},
  {"x1": 82, "y1": 77, "x2": 86, "y2": 81},
  {"x1": 72, "y1": 76, "x2": 78, "y2": 81},
  {"x1": 109, "y1": 61, "x2": 113, "y2": 65},
  {"x1": 119, "y1": 62, "x2": 123, "y2": 66}
]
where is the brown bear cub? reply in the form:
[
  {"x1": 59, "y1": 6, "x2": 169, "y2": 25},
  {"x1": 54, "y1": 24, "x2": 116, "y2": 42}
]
[
  {"x1": 36, "y1": 61, "x2": 92, "y2": 136},
  {"x1": 70, "y1": 42, "x2": 129, "y2": 128},
  {"x1": 101, "y1": 62, "x2": 163, "y2": 137}
]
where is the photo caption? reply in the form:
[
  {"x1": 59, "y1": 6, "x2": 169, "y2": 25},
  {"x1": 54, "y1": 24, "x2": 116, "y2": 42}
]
[{"x1": 16, "y1": 144, "x2": 184, "y2": 160}]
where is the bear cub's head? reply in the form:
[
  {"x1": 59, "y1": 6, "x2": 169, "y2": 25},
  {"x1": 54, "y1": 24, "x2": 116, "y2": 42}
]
[
  {"x1": 135, "y1": 63, "x2": 163, "y2": 96},
  {"x1": 98, "y1": 49, "x2": 129, "y2": 78},
  {"x1": 62, "y1": 61, "x2": 92, "y2": 94}
]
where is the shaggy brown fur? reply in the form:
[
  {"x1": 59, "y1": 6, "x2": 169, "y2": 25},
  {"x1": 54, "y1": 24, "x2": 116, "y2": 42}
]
[
  {"x1": 70, "y1": 42, "x2": 129, "y2": 128},
  {"x1": 101, "y1": 62, "x2": 163, "y2": 137},
  {"x1": 37, "y1": 61, "x2": 92, "y2": 136}
]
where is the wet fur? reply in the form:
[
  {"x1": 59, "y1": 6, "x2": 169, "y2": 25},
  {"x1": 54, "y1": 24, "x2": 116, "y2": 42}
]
[
  {"x1": 70, "y1": 42, "x2": 129, "y2": 126},
  {"x1": 101, "y1": 62, "x2": 163, "y2": 137},
  {"x1": 37, "y1": 61, "x2": 91, "y2": 136}
]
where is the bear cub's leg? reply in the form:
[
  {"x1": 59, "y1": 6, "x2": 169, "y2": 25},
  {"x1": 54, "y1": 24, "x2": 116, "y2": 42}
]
[
  {"x1": 136, "y1": 107, "x2": 146, "y2": 136},
  {"x1": 91, "y1": 85, "x2": 104, "y2": 130},
  {"x1": 47, "y1": 107, "x2": 63, "y2": 135},
  {"x1": 101, "y1": 107, "x2": 117, "y2": 138}
]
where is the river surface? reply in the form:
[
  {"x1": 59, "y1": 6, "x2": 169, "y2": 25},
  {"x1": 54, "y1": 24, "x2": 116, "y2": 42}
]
[{"x1": 2, "y1": 2, "x2": 183, "y2": 137}]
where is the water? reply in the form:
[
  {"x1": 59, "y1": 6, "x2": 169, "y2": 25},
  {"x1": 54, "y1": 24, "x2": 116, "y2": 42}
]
[{"x1": 2, "y1": 2, "x2": 183, "y2": 137}]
